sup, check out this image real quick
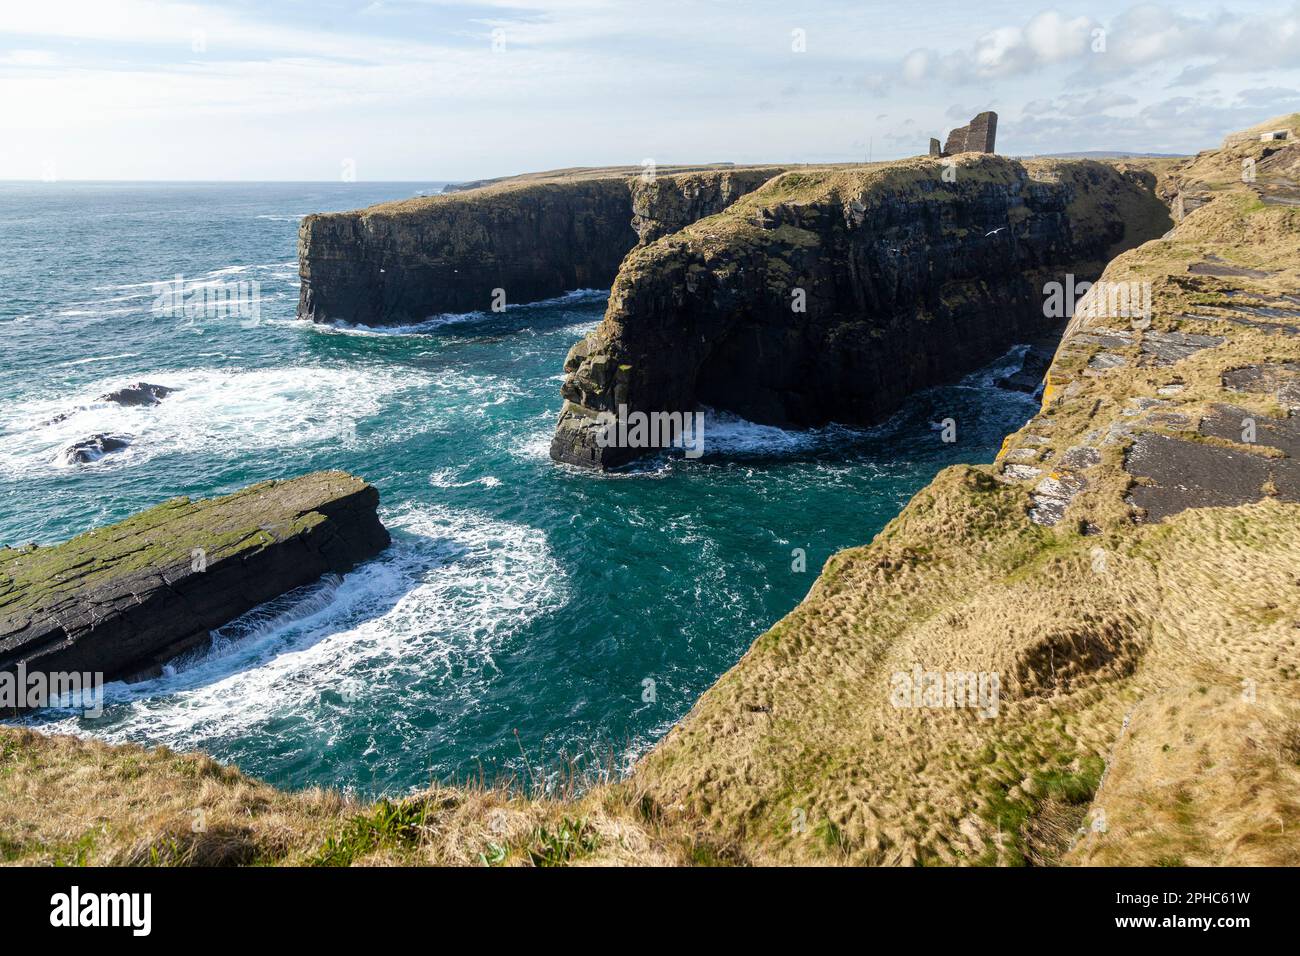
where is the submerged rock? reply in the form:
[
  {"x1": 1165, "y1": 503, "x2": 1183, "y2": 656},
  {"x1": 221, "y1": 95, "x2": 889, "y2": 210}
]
[
  {"x1": 995, "y1": 344, "x2": 1055, "y2": 394},
  {"x1": 62, "y1": 433, "x2": 131, "y2": 465},
  {"x1": 99, "y1": 382, "x2": 174, "y2": 406},
  {"x1": 0, "y1": 470, "x2": 390, "y2": 697}
]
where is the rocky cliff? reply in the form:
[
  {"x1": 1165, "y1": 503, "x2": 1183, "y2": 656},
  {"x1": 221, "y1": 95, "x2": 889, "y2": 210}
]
[
  {"x1": 629, "y1": 168, "x2": 787, "y2": 244},
  {"x1": 552, "y1": 156, "x2": 1170, "y2": 468},
  {"x1": 298, "y1": 166, "x2": 787, "y2": 326},
  {"x1": 628, "y1": 116, "x2": 1300, "y2": 865},
  {"x1": 0, "y1": 471, "x2": 389, "y2": 692}
]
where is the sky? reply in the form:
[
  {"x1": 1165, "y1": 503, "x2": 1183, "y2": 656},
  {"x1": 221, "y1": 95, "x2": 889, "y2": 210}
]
[{"x1": 1, "y1": 0, "x2": 1298, "y2": 181}]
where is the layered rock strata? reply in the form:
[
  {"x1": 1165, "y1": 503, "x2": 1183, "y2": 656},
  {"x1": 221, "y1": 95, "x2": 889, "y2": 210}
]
[{"x1": 0, "y1": 471, "x2": 390, "y2": 694}]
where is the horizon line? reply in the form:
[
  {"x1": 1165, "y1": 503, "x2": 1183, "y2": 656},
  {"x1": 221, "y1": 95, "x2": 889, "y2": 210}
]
[{"x1": 0, "y1": 152, "x2": 1192, "y2": 187}]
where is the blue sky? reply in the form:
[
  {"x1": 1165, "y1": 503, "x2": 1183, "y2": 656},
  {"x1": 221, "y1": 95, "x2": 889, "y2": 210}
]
[{"x1": 2, "y1": 0, "x2": 1298, "y2": 180}]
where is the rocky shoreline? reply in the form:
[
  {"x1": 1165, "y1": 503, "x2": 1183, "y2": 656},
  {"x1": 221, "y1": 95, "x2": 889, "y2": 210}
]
[
  {"x1": 628, "y1": 114, "x2": 1300, "y2": 865},
  {"x1": 0, "y1": 471, "x2": 389, "y2": 697}
]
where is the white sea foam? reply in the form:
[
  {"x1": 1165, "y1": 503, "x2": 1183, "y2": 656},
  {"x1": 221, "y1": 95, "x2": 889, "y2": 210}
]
[
  {"x1": 91, "y1": 263, "x2": 287, "y2": 294},
  {"x1": 312, "y1": 313, "x2": 481, "y2": 337},
  {"x1": 953, "y1": 344, "x2": 1036, "y2": 393},
  {"x1": 512, "y1": 428, "x2": 556, "y2": 462},
  {"x1": 30, "y1": 504, "x2": 567, "y2": 749},
  {"x1": 662, "y1": 347, "x2": 1037, "y2": 461},
  {"x1": 318, "y1": 288, "x2": 608, "y2": 338},
  {"x1": 0, "y1": 364, "x2": 441, "y2": 477},
  {"x1": 57, "y1": 352, "x2": 141, "y2": 367},
  {"x1": 699, "y1": 409, "x2": 827, "y2": 457},
  {"x1": 429, "y1": 468, "x2": 503, "y2": 489},
  {"x1": 54, "y1": 309, "x2": 130, "y2": 318}
]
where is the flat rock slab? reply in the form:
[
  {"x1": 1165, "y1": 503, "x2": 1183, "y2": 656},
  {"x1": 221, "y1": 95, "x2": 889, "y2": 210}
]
[
  {"x1": 1087, "y1": 351, "x2": 1130, "y2": 371},
  {"x1": 1199, "y1": 403, "x2": 1300, "y2": 458},
  {"x1": 1210, "y1": 313, "x2": 1300, "y2": 338},
  {"x1": 1187, "y1": 255, "x2": 1273, "y2": 279},
  {"x1": 1222, "y1": 363, "x2": 1300, "y2": 409},
  {"x1": 1125, "y1": 433, "x2": 1299, "y2": 522},
  {"x1": 1073, "y1": 329, "x2": 1135, "y2": 349},
  {"x1": 1029, "y1": 472, "x2": 1087, "y2": 526},
  {"x1": 0, "y1": 470, "x2": 390, "y2": 692},
  {"x1": 1139, "y1": 330, "x2": 1224, "y2": 365},
  {"x1": 1059, "y1": 445, "x2": 1102, "y2": 471}
]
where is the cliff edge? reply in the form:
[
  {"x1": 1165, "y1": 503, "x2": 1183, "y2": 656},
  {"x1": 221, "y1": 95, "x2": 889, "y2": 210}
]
[
  {"x1": 629, "y1": 115, "x2": 1300, "y2": 865},
  {"x1": 297, "y1": 166, "x2": 788, "y2": 326}
]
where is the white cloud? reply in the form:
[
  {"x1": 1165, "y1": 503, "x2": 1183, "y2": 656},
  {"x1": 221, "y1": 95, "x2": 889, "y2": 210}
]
[
  {"x1": 902, "y1": 11, "x2": 1100, "y2": 83},
  {"x1": 899, "y1": 3, "x2": 1300, "y2": 84}
]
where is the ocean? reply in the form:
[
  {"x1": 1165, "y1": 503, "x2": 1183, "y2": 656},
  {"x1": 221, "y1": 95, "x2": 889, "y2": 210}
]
[{"x1": 0, "y1": 180, "x2": 1039, "y2": 795}]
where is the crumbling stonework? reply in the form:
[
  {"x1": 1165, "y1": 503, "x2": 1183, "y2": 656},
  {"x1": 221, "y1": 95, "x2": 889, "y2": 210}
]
[{"x1": 935, "y1": 111, "x2": 997, "y2": 157}]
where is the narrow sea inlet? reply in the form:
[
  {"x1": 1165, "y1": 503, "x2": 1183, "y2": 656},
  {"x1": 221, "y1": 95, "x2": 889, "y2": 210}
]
[{"x1": 0, "y1": 180, "x2": 1037, "y2": 795}]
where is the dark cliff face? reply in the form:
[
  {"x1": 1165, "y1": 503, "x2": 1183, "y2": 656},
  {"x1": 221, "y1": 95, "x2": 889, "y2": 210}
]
[
  {"x1": 0, "y1": 471, "x2": 390, "y2": 694},
  {"x1": 551, "y1": 157, "x2": 1171, "y2": 469},
  {"x1": 298, "y1": 180, "x2": 636, "y2": 326},
  {"x1": 629, "y1": 168, "x2": 788, "y2": 244},
  {"x1": 298, "y1": 169, "x2": 786, "y2": 326}
]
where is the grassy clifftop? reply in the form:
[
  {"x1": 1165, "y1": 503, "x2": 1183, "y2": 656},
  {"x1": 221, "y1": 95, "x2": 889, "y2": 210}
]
[{"x1": 0, "y1": 727, "x2": 698, "y2": 866}]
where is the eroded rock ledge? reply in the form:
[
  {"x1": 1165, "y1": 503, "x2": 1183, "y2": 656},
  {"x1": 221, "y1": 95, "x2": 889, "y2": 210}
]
[
  {"x1": 298, "y1": 166, "x2": 786, "y2": 326},
  {"x1": 552, "y1": 156, "x2": 1171, "y2": 468},
  {"x1": 0, "y1": 471, "x2": 389, "y2": 690}
]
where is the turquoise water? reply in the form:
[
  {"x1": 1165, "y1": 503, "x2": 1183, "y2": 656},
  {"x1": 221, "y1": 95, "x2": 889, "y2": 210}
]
[{"x1": 0, "y1": 181, "x2": 1038, "y2": 795}]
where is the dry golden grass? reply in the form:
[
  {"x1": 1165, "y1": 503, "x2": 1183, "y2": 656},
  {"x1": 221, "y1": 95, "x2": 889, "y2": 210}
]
[
  {"x1": 0, "y1": 726, "x2": 741, "y2": 866},
  {"x1": 1069, "y1": 683, "x2": 1300, "y2": 866},
  {"x1": 0, "y1": 726, "x2": 759, "y2": 866},
  {"x1": 0, "y1": 728, "x2": 346, "y2": 865}
]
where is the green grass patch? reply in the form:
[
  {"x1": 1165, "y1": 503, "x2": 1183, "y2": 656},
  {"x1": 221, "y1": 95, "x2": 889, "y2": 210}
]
[
  {"x1": 309, "y1": 798, "x2": 428, "y2": 866},
  {"x1": 977, "y1": 751, "x2": 1106, "y2": 866},
  {"x1": 525, "y1": 817, "x2": 598, "y2": 867}
]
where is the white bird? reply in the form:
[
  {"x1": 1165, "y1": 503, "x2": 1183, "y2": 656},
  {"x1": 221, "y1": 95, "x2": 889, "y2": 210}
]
[{"x1": 985, "y1": 226, "x2": 1006, "y2": 237}]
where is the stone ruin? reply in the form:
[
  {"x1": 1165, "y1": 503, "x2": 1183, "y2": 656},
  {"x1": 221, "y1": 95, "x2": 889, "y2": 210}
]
[{"x1": 929, "y1": 111, "x2": 997, "y2": 157}]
